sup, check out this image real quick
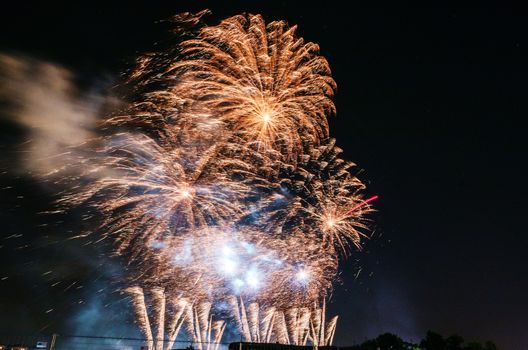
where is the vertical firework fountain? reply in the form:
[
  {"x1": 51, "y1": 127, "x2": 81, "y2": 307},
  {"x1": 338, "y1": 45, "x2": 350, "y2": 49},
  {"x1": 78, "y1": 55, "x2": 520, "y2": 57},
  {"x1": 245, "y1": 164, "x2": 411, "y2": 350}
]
[
  {"x1": 125, "y1": 287, "x2": 193, "y2": 350},
  {"x1": 309, "y1": 304, "x2": 338, "y2": 347},
  {"x1": 126, "y1": 287, "x2": 154, "y2": 349},
  {"x1": 229, "y1": 297, "x2": 276, "y2": 343},
  {"x1": 229, "y1": 297, "x2": 338, "y2": 346},
  {"x1": 186, "y1": 302, "x2": 226, "y2": 350}
]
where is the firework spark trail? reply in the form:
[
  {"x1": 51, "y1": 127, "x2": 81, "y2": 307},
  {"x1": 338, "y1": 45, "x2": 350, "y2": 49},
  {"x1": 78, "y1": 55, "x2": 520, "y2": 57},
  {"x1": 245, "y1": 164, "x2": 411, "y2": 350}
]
[
  {"x1": 186, "y1": 302, "x2": 225, "y2": 350},
  {"x1": 47, "y1": 10, "x2": 375, "y2": 346},
  {"x1": 151, "y1": 287, "x2": 166, "y2": 350},
  {"x1": 126, "y1": 286, "x2": 194, "y2": 350},
  {"x1": 165, "y1": 298, "x2": 189, "y2": 350},
  {"x1": 345, "y1": 195, "x2": 379, "y2": 215},
  {"x1": 325, "y1": 316, "x2": 338, "y2": 346},
  {"x1": 261, "y1": 307, "x2": 276, "y2": 343},
  {"x1": 288, "y1": 308, "x2": 312, "y2": 345},
  {"x1": 248, "y1": 302, "x2": 260, "y2": 342},
  {"x1": 269, "y1": 308, "x2": 320, "y2": 346},
  {"x1": 309, "y1": 304, "x2": 338, "y2": 347},
  {"x1": 229, "y1": 296, "x2": 251, "y2": 341},
  {"x1": 125, "y1": 286, "x2": 154, "y2": 349},
  {"x1": 274, "y1": 311, "x2": 290, "y2": 344},
  {"x1": 229, "y1": 298, "x2": 277, "y2": 343}
]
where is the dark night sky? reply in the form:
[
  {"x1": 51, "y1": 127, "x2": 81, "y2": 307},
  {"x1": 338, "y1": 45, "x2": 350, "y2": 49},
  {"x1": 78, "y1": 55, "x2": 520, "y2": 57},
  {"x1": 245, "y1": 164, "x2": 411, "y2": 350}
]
[{"x1": 1, "y1": 2, "x2": 527, "y2": 350}]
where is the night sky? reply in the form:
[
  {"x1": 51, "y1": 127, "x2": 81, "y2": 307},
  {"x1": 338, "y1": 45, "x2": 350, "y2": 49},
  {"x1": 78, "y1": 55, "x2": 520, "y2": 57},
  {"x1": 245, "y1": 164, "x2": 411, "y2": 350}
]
[{"x1": 1, "y1": 3, "x2": 526, "y2": 350}]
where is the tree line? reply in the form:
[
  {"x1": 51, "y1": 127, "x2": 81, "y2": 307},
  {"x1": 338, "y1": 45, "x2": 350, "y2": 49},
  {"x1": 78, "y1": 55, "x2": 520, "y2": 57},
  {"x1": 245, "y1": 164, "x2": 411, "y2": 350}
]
[{"x1": 343, "y1": 331, "x2": 498, "y2": 350}]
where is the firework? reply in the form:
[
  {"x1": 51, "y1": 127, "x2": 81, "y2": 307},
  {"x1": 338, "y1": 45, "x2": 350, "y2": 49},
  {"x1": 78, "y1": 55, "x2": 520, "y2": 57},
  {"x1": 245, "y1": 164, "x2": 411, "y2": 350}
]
[
  {"x1": 166, "y1": 297, "x2": 190, "y2": 350},
  {"x1": 229, "y1": 297, "x2": 275, "y2": 343},
  {"x1": 126, "y1": 12, "x2": 336, "y2": 158},
  {"x1": 141, "y1": 226, "x2": 334, "y2": 309},
  {"x1": 309, "y1": 303, "x2": 338, "y2": 347},
  {"x1": 54, "y1": 11, "x2": 374, "y2": 346},
  {"x1": 186, "y1": 302, "x2": 226, "y2": 350},
  {"x1": 124, "y1": 286, "x2": 191, "y2": 350},
  {"x1": 285, "y1": 308, "x2": 311, "y2": 346},
  {"x1": 125, "y1": 286, "x2": 154, "y2": 349},
  {"x1": 59, "y1": 132, "x2": 252, "y2": 262},
  {"x1": 243, "y1": 137, "x2": 371, "y2": 254},
  {"x1": 229, "y1": 297, "x2": 337, "y2": 346}
]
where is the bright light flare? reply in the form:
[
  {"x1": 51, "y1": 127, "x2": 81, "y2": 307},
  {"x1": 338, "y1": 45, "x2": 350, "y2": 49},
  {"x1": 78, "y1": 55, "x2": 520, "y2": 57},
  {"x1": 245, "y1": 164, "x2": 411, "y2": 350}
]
[
  {"x1": 181, "y1": 189, "x2": 192, "y2": 199},
  {"x1": 245, "y1": 268, "x2": 261, "y2": 289},
  {"x1": 219, "y1": 245, "x2": 238, "y2": 275},
  {"x1": 261, "y1": 112, "x2": 272, "y2": 124},
  {"x1": 295, "y1": 267, "x2": 310, "y2": 286}
]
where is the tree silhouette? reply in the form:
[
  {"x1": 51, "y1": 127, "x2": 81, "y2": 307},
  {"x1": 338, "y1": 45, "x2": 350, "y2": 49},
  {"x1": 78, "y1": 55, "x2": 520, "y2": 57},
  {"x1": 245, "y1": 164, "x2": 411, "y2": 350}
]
[
  {"x1": 345, "y1": 331, "x2": 498, "y2": 350},
  {"x1": 483, "y1": 341, "x2": 498, "y2": 350},
  {"x1": 464, "y1": 342, "x2": 484, "y2": 350},
  {"x1": 420, "y1": 331, "x2": 446, "y2": 350},
  {"x1": 347, "y1": 332, "x2": 405, "y2": 350},
  {"x1": 377, "y1": 333, "x2": 405, "y2": 349},
  {"x1": 446, "y1": 334, "x2": 464, "y2": 350}
]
